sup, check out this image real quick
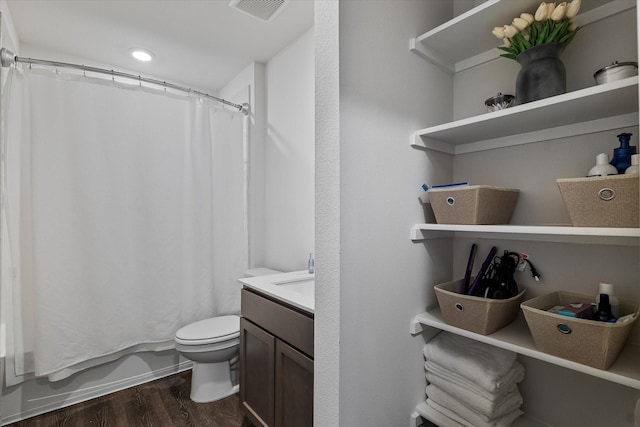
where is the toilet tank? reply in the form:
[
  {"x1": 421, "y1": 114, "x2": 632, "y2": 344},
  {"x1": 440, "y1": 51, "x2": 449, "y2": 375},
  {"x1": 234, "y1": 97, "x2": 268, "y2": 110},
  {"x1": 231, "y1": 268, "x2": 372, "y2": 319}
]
[{"x1": 244, "y1": 268, "x2": 282, "y2": 278}]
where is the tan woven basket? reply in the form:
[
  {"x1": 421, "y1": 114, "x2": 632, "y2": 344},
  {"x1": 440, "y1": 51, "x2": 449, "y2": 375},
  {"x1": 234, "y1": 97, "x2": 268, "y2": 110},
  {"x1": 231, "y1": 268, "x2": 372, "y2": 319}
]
[
  {"x1": 521, "y1": 291, "x2": 638, "y2": 369},
  {"x1": 434, "y1": 278, "x2": 526, "y2": 335},
  {"x1": 556, "y1": 175, "x2": 639, "y2": 227},
  {"x1": 428, "y1": 185, "x2": 520, "y2": 225}
]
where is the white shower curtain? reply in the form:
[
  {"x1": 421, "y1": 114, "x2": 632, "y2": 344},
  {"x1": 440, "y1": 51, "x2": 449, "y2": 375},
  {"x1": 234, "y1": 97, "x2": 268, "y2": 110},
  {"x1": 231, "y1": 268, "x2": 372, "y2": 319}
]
[{"x1": 1, "y1": 67, "x2": 247, "y2": 384}]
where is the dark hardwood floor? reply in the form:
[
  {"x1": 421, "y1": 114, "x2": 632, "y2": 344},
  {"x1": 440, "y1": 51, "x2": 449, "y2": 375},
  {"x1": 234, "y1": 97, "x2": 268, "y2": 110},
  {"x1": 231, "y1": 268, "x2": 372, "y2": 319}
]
[{"x1": 6, "y1": 371, "x2": 254, "y2": 427}]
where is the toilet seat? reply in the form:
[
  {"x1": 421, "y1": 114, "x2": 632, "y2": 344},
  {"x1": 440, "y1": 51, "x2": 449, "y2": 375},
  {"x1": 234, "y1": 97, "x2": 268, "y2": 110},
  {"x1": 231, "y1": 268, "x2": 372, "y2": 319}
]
[{"x1": 175, "y1": 315, "x2": 240, "y2": 346}]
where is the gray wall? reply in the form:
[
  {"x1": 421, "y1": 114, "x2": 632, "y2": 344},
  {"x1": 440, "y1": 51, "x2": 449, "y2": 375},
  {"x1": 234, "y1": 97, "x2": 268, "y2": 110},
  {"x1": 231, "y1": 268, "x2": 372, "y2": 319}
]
[{"x1": 315, "y1": 1, "x2": 453, "y2": 425}]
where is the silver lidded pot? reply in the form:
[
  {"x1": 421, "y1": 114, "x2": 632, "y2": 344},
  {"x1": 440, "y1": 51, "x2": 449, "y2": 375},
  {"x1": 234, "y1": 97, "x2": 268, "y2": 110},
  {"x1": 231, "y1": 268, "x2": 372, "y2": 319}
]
[{"x1": 593, "y1": 61, "x2": 638, "y2": 85}]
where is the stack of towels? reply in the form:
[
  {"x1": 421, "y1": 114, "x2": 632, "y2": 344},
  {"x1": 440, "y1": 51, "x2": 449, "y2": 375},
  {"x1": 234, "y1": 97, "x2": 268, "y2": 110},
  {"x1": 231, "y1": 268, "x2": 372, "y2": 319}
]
[{"x1": 423, "y1": 332, "x2": 525, "y2": 427}]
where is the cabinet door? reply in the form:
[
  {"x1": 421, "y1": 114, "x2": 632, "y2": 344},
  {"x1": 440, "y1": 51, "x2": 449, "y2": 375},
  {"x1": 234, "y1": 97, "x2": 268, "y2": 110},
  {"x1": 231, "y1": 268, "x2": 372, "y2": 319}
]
[
  {"x1": 275, "y1": 339, "x2": 313, "y2": 427},
  {"x1": 240, "y1": 318, "x2": 275, "y2": 427}
]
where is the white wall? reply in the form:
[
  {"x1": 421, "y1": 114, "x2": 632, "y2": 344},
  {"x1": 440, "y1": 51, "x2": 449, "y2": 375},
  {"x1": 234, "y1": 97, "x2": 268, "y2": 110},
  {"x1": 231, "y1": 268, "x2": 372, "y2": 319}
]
[
  {"x1": 221, "y1": 29, "x2": 315, "y2": 274},
  {"x1": 314, "y1": 2, "x2": 340, "y2": 425},
  {"x1": 315, "y1": 1, "x2": 453, "y2": 425},
  {"x1": 262, "y1": 28, "x2": 315, "y2": 273}
]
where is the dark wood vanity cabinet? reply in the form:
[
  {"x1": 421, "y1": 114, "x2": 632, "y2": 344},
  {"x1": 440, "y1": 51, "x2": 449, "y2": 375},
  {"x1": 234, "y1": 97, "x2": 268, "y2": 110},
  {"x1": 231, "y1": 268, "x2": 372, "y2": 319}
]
[{"x1": 240, "y1": 288, "x2": 314, "y2": 427}]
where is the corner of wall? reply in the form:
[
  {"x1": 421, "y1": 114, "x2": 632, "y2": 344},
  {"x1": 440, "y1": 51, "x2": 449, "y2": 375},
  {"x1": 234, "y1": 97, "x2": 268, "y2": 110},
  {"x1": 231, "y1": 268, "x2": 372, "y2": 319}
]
[
  {"x1": 219, "y1": 62, "x2": 267, "y2": 270},
  {"x1": 0, "y1": 0, "x2": 20, "y2": 53},
  {"x1": 313, "y1": 1, "x2": 340, "y2": 426}
]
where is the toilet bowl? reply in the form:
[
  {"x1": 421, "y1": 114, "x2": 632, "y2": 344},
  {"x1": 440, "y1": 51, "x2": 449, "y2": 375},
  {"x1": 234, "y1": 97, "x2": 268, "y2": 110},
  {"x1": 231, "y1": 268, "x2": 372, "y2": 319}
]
[
  {"x1": 175, "y1": 268, "x2": 282, "y2": 403},
  {"x1": 175, "y1": 315, "x2": 240, "y2": 403}
]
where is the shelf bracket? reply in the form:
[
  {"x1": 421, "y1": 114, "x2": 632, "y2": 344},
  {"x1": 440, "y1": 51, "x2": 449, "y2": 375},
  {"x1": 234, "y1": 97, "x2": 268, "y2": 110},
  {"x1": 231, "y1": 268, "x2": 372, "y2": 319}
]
[
  {"x1": 410, "y1": 411, "x2": 423, "y2": 427},
  {"x1": 409, "y1": 38, "x2": 454, "y2": 75},
  {"x1": 411, "y1": 132, "x2": 455, "y2": 154},
  {"x1": 410, "y1": 225, "x2": 454, "y2": 242},
  {"x1": 410, "y1": 319, "x2": 424, "y2": 335}
]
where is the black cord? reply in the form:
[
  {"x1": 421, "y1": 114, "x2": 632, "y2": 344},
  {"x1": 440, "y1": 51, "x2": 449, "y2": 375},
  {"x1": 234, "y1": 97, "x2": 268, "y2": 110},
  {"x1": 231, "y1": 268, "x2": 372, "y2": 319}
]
[
  {"x1": 522, "y1": 258, "x2": 541, "y2": 281},
  {"x1": 468, "y1": 249, "x2": 542, "y2": 299},
  {"x1": 473, "y1": 251, "x2": 519, "y2": 299}
]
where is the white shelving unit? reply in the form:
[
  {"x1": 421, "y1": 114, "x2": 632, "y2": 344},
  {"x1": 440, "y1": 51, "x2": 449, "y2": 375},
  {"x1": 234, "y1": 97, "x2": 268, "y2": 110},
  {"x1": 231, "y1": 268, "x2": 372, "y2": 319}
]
[
  {"x1": 411, "y1": 310, "x2": 640, "y2": 390},
  {"x1": 413, "y1": 401, "x2": 547, "y2": 427},
  {"x1": 410, "y1": 0, "x2": 636, "y2": 73},
  {"x1": 410, "y1": 223, "x2": 640, "y2": 246},
  {"x1": 411, "y1": 76, "x2": 638, "y2": 155},
  {"x1": 409, "y1": 1, "x2": 640, "y2": 426}
]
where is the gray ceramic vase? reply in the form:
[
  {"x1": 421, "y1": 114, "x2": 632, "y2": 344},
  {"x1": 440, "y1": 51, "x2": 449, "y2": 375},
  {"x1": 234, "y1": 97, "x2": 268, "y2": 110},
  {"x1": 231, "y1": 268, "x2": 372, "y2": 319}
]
[{"x1": 515, "y1": 42, "x2": 566, "y2": 105}]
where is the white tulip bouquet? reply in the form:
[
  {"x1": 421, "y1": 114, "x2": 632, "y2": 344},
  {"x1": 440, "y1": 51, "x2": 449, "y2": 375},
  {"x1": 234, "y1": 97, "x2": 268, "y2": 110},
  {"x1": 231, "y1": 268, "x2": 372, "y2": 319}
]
[{"x1": 492, "y1": 0, "x2": 582, "y2": 60}]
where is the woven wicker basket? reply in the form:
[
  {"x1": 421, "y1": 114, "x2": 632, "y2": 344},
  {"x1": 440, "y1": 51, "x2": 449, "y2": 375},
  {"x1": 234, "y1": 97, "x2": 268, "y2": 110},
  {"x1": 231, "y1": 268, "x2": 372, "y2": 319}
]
[
  {"x1": 434, "y1": 278, "x2": 526, "y2": 335},
  {"x1": 556, "y1": 175, "x2": 639, "y2": 227},
  {"x1": 428, "y1": 185, "x2": 519, "y2": 225},
  {"x1": 521, "y1": 291, "x2": 638, "y2": 369}
]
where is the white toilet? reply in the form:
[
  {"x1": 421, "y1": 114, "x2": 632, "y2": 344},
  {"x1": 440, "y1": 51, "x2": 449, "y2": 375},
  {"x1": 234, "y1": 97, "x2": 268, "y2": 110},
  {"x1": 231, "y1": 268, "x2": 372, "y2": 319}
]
[{"x1": 174, "y1": 268, "x2": 281, "y2": 403}]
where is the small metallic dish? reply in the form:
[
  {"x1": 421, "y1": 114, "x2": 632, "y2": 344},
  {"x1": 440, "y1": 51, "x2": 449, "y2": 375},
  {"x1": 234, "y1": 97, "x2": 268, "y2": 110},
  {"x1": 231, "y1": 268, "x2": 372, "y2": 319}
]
[
  {"x1": 484, "y1": 93, "x2": 515, "y2": 112},
  {"x1": 593, "y1": 61, "x2": 638, "y2": 85}
]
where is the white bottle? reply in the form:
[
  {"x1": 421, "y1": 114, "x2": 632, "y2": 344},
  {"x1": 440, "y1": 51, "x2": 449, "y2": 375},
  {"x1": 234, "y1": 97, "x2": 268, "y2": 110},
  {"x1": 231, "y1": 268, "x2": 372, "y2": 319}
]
[
  {"x1": 625, "y1": 153, "x2": 639, "y2": 174},
  {"x1": 588, "y1": 153, "x2": 618, "y2": 177},
  {"x1": 308, "y1": 253, "x2": 315, "y2": 274},
  {"x1": 596, "y1": 282, "x2": 620, "y2": 318}
]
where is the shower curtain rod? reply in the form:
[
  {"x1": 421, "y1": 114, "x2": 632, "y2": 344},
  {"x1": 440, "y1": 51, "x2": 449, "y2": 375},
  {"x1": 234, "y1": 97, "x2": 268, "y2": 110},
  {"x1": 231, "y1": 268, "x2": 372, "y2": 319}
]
[{"x1": 0, "y1": 47, "x2": 250, "y2": 115}]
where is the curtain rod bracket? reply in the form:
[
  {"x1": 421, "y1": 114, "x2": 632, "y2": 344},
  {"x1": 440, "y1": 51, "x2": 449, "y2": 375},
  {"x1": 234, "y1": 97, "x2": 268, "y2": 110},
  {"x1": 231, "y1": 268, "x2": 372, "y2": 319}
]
[
  {"x1": 240, "y1": 103, "x2": 250, "y2": 116},
  {"x1": 0, "y1": 47, "x2": 16, "y2": 67}
]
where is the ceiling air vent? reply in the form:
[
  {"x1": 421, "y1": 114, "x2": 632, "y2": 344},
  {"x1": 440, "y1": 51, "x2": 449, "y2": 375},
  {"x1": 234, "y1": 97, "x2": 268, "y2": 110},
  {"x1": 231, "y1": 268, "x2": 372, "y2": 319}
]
[{"x1": 228, "y1": 0, "x2": 288, "y2": 22}]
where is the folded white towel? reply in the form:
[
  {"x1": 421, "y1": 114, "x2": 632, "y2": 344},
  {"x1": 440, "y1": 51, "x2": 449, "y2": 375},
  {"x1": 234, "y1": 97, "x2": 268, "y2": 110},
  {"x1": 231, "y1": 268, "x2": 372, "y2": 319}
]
[
  {"x1": 427, "y1": 397, "x2": 523, "y2": 427},
  {"x1": 417, "y1": 400, "x2": 466, "y2": 427},
  {"x1": 424, "y1": 332, "x2": 518, "y2": 390},
  {"x1": 425, "y1": 359, "x2": 524, "y2": 398},
  {"x1": 427, "y1": 384, "x2": 522, "y2": 423},
  {"x1": 426, "y1": 373, "x2": 523, "y2": 418},
  {"x1": 426, "y1": 383, "x2": 522, "y2": 422}
]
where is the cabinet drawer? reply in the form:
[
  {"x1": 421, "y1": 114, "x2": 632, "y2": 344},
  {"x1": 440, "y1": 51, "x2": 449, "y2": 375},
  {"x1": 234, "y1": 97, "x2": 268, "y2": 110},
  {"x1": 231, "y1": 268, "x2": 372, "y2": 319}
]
[{"x1": 241, "y1": 288, "x2": 314, "y2": 358}]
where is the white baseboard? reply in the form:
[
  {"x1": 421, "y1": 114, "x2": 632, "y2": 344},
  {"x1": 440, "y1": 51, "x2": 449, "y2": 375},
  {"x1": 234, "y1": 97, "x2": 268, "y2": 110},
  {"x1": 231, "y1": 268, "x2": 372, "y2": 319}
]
[{"x1": 1, "y1": 355, "x2": 192, "y2": 425}]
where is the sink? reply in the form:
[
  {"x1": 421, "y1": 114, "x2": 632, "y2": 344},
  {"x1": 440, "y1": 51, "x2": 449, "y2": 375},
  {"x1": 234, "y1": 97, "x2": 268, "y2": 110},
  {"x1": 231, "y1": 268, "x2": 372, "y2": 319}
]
[
  {"x1": 273, "y1": 277, "x2": 314, "y2": 297},
  {"x1": 239, "y1": 270, "x2": 315, "y2": 313}
]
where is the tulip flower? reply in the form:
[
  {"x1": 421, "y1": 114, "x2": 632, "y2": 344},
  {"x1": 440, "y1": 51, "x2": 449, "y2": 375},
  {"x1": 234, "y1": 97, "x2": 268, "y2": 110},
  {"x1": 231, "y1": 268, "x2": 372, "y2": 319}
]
[
  {"x1": 503, "y1": 25, "x2": 518, "y2": 38},
  {"x1": 535, "y1": 2, "x2": 549, "y2": 21},
  {"x1": 520, "y1": 13, "x2": 535, "y2": 25},
  {"x1": 492, "y1": 0, "x2": 581, "y2": 61},
  {"x1": 492, "y1": 26, "x2": 506, "y2": 39},
  {"x1": 566, "y1": 0, "x2": 581, "y2": 18},
  {"x1": 546, "y1": 2, "x2": 557, "y2": 19},
  {"x1": 551, "y1": 2, "x2": 567, "y2": 21},
  {"x1": 512, "y1": 17, "x2": 530, "y2": 31}
]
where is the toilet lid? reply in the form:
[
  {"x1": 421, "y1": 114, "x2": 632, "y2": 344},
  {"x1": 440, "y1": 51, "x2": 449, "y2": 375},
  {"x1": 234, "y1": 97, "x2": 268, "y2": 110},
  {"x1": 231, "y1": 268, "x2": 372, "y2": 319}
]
[{"x1": 175, "y1": 315, "x2": 240, "y2": 344}]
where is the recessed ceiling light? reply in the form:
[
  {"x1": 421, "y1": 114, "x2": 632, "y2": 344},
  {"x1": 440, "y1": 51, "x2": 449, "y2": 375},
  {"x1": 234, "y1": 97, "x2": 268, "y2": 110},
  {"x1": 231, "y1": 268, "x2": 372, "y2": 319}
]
[{"x1": 131, "y1": 49, "x2": 153, "y2": 62}]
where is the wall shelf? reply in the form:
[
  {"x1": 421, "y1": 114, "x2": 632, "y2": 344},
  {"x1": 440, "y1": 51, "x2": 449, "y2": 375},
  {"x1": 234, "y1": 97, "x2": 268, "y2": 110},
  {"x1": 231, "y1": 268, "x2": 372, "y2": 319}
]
[
  {"x1": 410, "y1": 223, "x2": 640, "y2": 246},
  {"x1": 414, "y1": 401, "x2": 545, "y2": 427},
  {"x1": 412, "y1": 309, "x2": 640, "y2": 390},
  {"x1": 411, "y1": 77, "x2": 639, "y2": 154},
  {"x1": 409, "y1": 0, "x2": 635, "y2": 73}
]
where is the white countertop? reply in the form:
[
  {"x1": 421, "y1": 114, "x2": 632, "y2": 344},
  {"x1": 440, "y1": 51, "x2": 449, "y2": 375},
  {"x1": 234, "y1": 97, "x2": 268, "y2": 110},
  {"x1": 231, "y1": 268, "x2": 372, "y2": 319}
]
[{"x1": 238, "y1": 270, "x2": 314, "y2": 313}]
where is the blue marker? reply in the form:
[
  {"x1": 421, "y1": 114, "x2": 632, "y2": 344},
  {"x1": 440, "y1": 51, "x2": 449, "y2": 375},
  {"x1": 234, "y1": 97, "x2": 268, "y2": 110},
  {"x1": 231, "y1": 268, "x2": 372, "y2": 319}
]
[
  {"x1": 430, "y1": 181, "x2": 469, "y2": 189},
  {"x1": 421, "y1": 182, "x2": 468, "y2": 191}
]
